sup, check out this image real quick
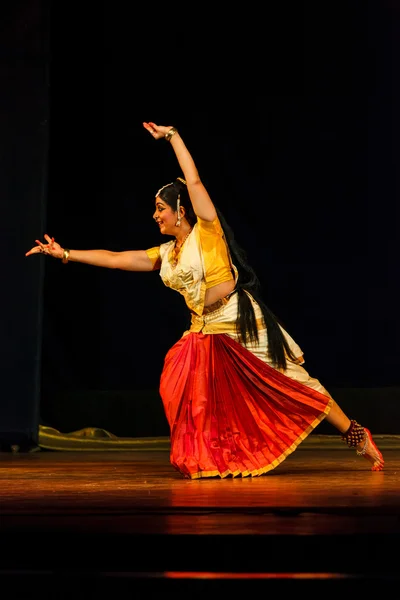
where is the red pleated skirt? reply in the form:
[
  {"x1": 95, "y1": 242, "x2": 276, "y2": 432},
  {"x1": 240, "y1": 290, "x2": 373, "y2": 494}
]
[{"x1": 159, "y1": 332, "x2": 332, "y2": 479}]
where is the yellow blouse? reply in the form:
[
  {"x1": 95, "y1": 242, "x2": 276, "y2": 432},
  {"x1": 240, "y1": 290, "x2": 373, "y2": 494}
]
[{"x1": 145, "y1": 215, "x2": 238, "y2": 316}]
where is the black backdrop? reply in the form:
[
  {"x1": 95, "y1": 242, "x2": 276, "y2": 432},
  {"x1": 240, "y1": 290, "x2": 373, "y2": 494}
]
[
  {"x1": 3, "y1": 1, "x2": 399, "y2": 443},
  {"x1": 0, "y1": 0, "x2": 49, "y2": 448}
]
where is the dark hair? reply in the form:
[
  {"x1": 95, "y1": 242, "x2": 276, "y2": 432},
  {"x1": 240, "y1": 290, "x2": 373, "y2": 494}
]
[
  {"x1": 158, "y1": 178, "x2": 297, "y2": 370},
  {"x1": 158, "y1": 178, "x2": 197, "y2": 228},
  {"x1": 215, "y1": 207, "x2": 298, "y2": 370}
]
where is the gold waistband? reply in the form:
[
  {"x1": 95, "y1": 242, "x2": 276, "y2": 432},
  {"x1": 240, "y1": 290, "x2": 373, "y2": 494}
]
[{"x1": 202, "y1": 290, "x2": 237, "y2": 315}]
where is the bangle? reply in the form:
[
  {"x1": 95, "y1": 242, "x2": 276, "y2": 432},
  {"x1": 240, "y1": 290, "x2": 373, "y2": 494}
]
[
  {"x1": 164, "y1": 127, "x2": 177, "y2": 142},
  {"x1": 62, "y1": 248, "x2": 70, "y2": 264}
]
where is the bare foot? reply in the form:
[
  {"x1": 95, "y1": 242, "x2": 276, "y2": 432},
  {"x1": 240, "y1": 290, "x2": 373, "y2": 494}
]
[{"x1": 356, "y1": 428, "x2": 384, "y2": 471}]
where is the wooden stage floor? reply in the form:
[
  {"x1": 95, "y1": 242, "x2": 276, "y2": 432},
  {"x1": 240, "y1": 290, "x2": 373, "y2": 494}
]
[{"x1": 1, "y1": 435, "x2": 400, "y2": 595}]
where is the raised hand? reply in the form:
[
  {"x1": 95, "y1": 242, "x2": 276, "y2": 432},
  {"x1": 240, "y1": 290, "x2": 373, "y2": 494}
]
[
  {"x1": 25, "y1": 234, "x2": 64, "y2": 259},
  {"x1": 143, "y1": 121, "x2": 174, "y2": 140}
]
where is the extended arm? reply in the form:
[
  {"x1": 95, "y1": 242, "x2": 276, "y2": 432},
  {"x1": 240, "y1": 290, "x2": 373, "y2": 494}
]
[
  {"x1": 143, "y1": 122, "x2": 217, "y2": 222},
  {"x1": 25, "y1": 234, "x2": 155, "y2": 272}
]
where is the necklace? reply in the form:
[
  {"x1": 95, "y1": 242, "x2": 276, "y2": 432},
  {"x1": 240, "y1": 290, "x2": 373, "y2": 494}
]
[{"x1": 170, "y1": 228, "x2": 192, "y2": 267}]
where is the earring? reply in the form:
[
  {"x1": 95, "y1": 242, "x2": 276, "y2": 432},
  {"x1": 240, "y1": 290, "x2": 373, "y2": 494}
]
[{"x1": 175, "y1": 194, "x2": 181, "y2": 226}]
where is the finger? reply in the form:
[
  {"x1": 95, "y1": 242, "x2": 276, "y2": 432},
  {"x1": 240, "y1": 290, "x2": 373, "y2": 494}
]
[
  {"x1": 25, "y1": 246, "x2": 40, "y2": 256},
  {"x1": 44, "y1": 234, "x2": 52, "y2": 243}
]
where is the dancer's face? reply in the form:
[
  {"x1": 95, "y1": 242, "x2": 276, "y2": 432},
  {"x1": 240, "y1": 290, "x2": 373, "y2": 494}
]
[{"x1": 153, "y1": 198, "x2": 178, "y2": 235}]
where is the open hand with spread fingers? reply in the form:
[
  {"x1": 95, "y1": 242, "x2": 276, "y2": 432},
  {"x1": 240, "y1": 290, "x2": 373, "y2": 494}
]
[{"x1": 25, "y1": 234, "x2": 64, "y2": 260}]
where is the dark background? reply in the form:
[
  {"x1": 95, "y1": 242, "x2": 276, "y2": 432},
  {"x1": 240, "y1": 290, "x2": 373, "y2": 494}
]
[{"x1": 2, "y1": 1, "x2": 399, "y2": 444}]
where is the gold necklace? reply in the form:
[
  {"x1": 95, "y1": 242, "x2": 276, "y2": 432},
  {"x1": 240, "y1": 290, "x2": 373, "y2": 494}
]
[{"x1": 170, "y1": 228, "x2": 192, "y2": 267}]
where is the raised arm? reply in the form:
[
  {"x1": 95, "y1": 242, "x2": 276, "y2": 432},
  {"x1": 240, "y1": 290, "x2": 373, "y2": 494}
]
[
  {"x1": 25, "y1": 234, "x2": 155, "y2": 272},
  {"x1": 143, "y1": 122, "x2": 217, "y2": 222}
]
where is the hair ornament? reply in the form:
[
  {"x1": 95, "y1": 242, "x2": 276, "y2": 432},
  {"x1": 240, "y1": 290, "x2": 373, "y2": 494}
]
[{"x1": 155, "y1": 182, "x2": 173, "y2": 197}]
